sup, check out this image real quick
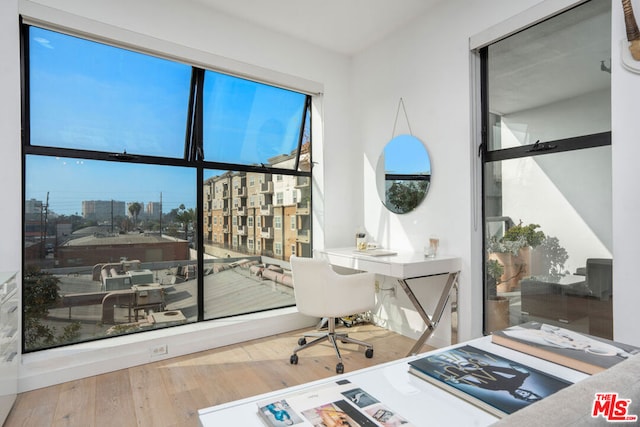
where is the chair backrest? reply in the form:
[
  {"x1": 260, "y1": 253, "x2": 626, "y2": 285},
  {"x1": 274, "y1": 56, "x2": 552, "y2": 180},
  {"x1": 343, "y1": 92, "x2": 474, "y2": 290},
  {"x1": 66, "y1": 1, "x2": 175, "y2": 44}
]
[{"x1": 289, "y1": 256, "x2": 375, "y2": 318}]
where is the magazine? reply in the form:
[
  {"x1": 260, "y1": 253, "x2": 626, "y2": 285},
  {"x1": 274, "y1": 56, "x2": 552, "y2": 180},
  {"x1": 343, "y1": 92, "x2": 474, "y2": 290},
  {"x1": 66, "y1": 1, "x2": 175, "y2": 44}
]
[
  {"x1": 491, "y1": 322, "x2": 640, "y2": 375},
  {"x1": 408, "y1": 344, "x2": 572, "y2": 418},
  {"x1": 257, "y1": 379, "x2": 414, "y2": 426}
]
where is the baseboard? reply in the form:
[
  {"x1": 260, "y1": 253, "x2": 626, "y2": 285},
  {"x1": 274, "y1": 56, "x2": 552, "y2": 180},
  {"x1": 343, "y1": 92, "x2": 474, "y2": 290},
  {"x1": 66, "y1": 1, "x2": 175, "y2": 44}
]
[{"x1": 19, "y1": 308, "x2": 318, "y2": 392}]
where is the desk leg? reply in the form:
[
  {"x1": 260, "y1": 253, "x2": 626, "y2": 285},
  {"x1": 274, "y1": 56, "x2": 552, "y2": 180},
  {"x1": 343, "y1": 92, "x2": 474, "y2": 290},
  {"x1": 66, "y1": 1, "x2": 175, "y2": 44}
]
[{"x1": 399, "y1": 271, "x2": 459, "y2": 356}]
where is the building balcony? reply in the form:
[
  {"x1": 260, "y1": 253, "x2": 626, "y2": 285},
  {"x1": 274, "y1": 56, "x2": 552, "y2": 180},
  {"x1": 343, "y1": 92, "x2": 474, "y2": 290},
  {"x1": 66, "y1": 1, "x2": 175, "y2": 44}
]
[
  {"x1": 295, "y1": 176, "x2": 310, "y2": 188},
  {"x1": 236, "y1": 206, "x2": 247, "y2": 216},
  {"x1": 296, "y1": 229, "x2": 310, "y2": 243},
  {"x1": 260, "y1": 182, "x2": 273, "y2": 194},
  {"x1": 237, "y1": 226, "x2": 247, "y2": 236},
  {"x1": 234, "y1": 188, "x2": 247, "y2": 197},
  {"x1": 223, "y1": 208, "x2": 230, "y2": 216},
  {"x1": 223, "y1": 227, "x2": 230, "y2": 234},
  {"x1": 261, "y1": 227, "x2": 273, "y2": 239},
  {"x1": 222, "y1": 190, "x2": 230, "y2": 199},
  {"x1": 296, "y1": 201, "x2": 310, "y2": 215},
  {"x1": 260, "y1": 204, "x2": 273, "y2": 216}
]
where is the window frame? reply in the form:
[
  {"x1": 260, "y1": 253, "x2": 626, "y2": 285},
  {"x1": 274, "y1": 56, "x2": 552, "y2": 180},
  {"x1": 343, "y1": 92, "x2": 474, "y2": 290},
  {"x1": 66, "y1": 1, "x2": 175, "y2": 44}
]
[
  {"x1": 479, "y1": 0, "x2": 612, "y2": 335},
  {"x1": 20, "y1": 21, "x2": 315, "y2": 353}
]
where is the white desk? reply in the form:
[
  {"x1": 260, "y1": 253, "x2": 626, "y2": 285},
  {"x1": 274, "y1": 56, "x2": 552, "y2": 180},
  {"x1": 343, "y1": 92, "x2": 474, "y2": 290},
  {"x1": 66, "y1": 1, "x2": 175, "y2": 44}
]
[
  {"x1": 197, "y1": 336, "x2": 588, "y2": 426},
  {"x1": 317, "y1": 247, "x2": 462, "y2": 356}
]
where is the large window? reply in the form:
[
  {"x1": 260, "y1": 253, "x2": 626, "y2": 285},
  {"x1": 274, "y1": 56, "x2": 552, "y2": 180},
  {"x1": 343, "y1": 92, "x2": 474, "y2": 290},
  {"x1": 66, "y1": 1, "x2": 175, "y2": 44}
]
[
  {"x1": 22, "y1": 25, "x2": 312, "y2": 352},
  {"x1": 481, "y1": 1, "x2": 612, "y2": 338}
]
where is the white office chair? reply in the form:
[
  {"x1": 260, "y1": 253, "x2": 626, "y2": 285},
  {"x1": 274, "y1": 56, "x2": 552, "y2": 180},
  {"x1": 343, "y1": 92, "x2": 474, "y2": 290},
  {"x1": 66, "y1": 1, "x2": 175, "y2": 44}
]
[{"x1": 288, "y1": 255, "x2": 376, "y2": 373}]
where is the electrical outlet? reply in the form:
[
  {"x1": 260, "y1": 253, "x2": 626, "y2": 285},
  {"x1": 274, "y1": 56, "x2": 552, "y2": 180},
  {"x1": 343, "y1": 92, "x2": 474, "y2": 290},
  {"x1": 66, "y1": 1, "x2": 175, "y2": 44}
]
[{"x1": 150, "y1": 344, "x2": 168, "y2": 357}]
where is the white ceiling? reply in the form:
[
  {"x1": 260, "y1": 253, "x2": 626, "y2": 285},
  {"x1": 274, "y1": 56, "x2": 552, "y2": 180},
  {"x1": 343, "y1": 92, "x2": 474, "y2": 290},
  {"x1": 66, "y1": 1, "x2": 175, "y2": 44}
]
[
  {"x1": 192, "y1": 0, "x2": 611, "y2": 116},
  {"x1": 193, "y1": 0, "x2": 443, "y2": 55}
]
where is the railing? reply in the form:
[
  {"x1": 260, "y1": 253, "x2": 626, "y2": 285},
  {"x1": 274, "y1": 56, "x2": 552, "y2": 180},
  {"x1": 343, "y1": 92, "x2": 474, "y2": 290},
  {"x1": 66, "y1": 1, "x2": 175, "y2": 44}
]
[
  {"x1": 261, "y1": 227, "x2": 273, "y2": 239},
  {"x1": 260, "y1": 204, "x2": 274, "y2": 216},
  {"x1": 296, "y1": 229, "x2": 310, "y2": 243},
  {"x1": 260, "y1": 182, "x2": 273, "y2": 193},
  {"x1": 296, "y1": 201, "x2": 310, "y2": 215},
  {"x1": 295, "y1": 176, "x2": 310, "y2": 188}
]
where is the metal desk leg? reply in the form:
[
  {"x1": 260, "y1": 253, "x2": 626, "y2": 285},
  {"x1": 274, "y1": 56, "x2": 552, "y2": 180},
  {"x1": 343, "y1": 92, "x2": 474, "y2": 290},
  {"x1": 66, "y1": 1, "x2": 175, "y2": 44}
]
[{"x1": 398, "y1": 271, "x2": 460, "y2": 356}]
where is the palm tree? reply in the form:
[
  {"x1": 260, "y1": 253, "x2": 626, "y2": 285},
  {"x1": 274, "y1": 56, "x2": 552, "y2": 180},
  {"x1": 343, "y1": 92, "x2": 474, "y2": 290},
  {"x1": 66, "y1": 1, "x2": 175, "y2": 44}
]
[
  {"x1": 175, "y1": 204, "x2": 195, "y2": 243},
  {"x1": 128, "y1": 202, "x2": 142, "y2": 228}
]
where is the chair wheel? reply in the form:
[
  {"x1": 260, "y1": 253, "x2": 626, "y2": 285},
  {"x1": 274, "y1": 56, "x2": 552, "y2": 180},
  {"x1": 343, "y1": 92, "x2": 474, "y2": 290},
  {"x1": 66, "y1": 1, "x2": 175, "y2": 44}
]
[
  {"x1": 336, "y1": 363, "x2": 344, "y2": 374},
  {"x1": 365, "y1": 348, "x2": 374, "y2": 359},
  {"x1": 290, "y1": 354, "x2": 298, "y2": 365},
  {"x1": 297, "y1": 337, "x2": 307, "y2": 346}
]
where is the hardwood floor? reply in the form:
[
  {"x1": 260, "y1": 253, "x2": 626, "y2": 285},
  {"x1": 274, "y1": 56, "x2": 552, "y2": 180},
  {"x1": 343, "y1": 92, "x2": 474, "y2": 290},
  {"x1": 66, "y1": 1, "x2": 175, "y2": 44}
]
[{"x1": 6, "y1": 324, "x2": 425, "y2": 427}]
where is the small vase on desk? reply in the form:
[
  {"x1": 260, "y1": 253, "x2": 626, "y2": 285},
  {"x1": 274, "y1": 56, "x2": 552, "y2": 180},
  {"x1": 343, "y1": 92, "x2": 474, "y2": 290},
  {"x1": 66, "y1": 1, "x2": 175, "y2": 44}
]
[{"x1": 425, "y1": 236, "x2": 439, "y2": 258}]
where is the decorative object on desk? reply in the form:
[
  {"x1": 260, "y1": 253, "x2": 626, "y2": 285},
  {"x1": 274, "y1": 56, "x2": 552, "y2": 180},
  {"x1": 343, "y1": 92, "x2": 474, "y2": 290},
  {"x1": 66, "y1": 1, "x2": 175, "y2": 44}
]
[
  {"x1": 487, "y1": 222, "x2": 545, "y2": 292},
  {"x1": 491, "y1": 322, "x2": 640, "y2": 375},
  {"x1": 424, "y1": 235, "x2": 439, "y2": 258},
  {"x1": 622, "y1": 0, "x2": 640, "y2": 61},
  {"x1": 408, "y1": 345, "x2": 572, "y2": 418},
  {"x1": 355, "y1": 227, "x2": 367, "y2": 251},
  {"x1": 485, "y1": 259, "x2": 509, "y2": 333}
]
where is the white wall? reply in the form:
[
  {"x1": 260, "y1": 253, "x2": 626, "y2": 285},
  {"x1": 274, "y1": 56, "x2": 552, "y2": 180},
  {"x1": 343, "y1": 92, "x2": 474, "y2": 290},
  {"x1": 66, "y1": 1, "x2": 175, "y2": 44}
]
[
  {"x1": 352, "y1": 0, "x2": 544, "y2": 344},
  {"x1": 353, "y1": 0, "x2": 640, "y2": 348},
  {"x1": 612, "y1": 0, "x2": 640, "y2": 346}
]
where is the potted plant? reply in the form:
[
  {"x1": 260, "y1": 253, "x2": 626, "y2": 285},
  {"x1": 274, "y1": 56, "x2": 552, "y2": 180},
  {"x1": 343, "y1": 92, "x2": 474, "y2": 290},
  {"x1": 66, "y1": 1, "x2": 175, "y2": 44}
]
[
  {"x1": 530, "y1": 235, "x2": 569, "y2": 281},
  {"x1": 486, "y1": 259, "x2": 509, "y2": 332},
  {"x1": 487, "y1": 222, "x2": 545, "y2": 292}
]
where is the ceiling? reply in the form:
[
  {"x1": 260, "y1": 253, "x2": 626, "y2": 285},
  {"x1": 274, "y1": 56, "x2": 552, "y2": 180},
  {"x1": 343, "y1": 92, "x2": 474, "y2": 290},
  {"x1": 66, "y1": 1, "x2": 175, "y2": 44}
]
[
  {"x1": 193, "y1": 0, "x2": 443, "y2": 55},
  {"x1": 192, "y1": 0, "x2": 611, "y2": 116}
]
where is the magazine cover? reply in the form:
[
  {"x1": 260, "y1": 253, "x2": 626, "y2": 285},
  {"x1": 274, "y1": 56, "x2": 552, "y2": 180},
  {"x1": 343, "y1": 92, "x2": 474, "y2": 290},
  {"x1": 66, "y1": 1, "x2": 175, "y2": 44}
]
[
  {"x1": 491, "y1": 321, "x2": 640, "y2": 374},
  {"x1": 408, "y1": 345, "x2": 572, "y2": 418},
  {"x1": 256, "y1": 380, "x2": 414, "y2": 426}
]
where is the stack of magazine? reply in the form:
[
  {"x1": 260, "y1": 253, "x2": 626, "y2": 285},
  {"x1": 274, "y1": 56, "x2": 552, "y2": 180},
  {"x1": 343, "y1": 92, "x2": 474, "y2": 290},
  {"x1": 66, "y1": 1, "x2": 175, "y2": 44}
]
[
  {"x1": 407, "y1": 322, "x2": 640, "y2": 418},
  {"x1": 257, "y1": 379, "x2": 414, "y2": 426},
  {"x1": 490, "y1": 321, "x2": 640, "y2": 375},
  {"x1": 407, "y1": 344, "x2": 572, "y2": 418}
]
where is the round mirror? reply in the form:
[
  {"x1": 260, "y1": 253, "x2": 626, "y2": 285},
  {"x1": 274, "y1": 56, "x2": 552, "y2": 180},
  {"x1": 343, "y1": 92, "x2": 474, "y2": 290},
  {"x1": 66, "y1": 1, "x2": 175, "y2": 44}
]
[{"x1": 376, "y1": 134, "x2": 431, "y2": 214}]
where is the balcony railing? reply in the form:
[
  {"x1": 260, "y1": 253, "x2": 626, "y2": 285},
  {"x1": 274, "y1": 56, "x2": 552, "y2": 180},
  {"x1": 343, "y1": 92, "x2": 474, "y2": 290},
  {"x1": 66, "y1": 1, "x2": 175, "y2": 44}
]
[
  {"x1": 261, "y1": 227, "x2": 273, "y2": 239},
  {"x1": 296, "y1": 229, "x2": 310, "y2": 243},
  {"x1": 237, "y1": 206, "x2": 247, "y2": 216},
  {"x1": 295, "y1": 177, "x2": 310, "y2": 188},
  {"x1": 296, "y1": 201, "x2": 310, "y2": 215},
  {"x1": 237, "y1": 226, "x2": 247, "y2": 236},
  {"x1": 260, "y1": 204, "x2": 273, "y2": 216},
  {"x1": 260, "y1": 182, "x2": 273, "y2": 194},
  {"x1": 234, "y1": 188, "x2": 247, "y2": 197}
]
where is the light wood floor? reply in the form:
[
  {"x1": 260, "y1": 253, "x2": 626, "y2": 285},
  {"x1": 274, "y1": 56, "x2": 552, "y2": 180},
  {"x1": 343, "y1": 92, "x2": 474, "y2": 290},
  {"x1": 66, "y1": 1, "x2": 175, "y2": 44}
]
[{"x1": 6, "y1": 323, "x2": 426, "y2": 427}]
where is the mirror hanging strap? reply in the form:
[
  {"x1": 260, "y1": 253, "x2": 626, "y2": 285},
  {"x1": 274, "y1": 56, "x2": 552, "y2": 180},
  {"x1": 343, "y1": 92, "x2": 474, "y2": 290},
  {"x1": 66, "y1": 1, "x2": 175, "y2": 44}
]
[{"x1": 391, "y1": 97, "x2": 414, "y2": 139}]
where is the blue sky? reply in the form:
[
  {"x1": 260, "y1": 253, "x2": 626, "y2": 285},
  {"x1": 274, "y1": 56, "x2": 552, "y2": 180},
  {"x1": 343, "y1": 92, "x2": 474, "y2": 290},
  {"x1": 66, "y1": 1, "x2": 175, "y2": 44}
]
[
  {"x1": 384, "y1": 134, "x2": 431, "y2": 175},
  {"x1": 26, "y1": 27, "x2": 306, "y2": 216},
  {"x1": 26, "y1": 156, "x2": 196, "y2": 216}
]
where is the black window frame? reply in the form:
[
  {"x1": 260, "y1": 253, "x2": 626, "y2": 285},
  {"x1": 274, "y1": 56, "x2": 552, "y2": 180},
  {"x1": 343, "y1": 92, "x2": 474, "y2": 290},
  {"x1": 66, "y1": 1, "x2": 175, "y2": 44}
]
[
  {"x1": 479, "y1": 2, "x2": 612, "y2": 334},
  {"x1": 20, "y1": 21, "x2": 313, "y2": 353}
]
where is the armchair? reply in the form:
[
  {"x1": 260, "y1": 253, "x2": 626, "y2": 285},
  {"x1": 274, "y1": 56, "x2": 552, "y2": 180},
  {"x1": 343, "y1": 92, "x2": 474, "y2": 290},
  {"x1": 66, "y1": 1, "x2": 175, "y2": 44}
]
[{"x1": 288, "y1": 256, "x2": 375, "y2": 374}]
